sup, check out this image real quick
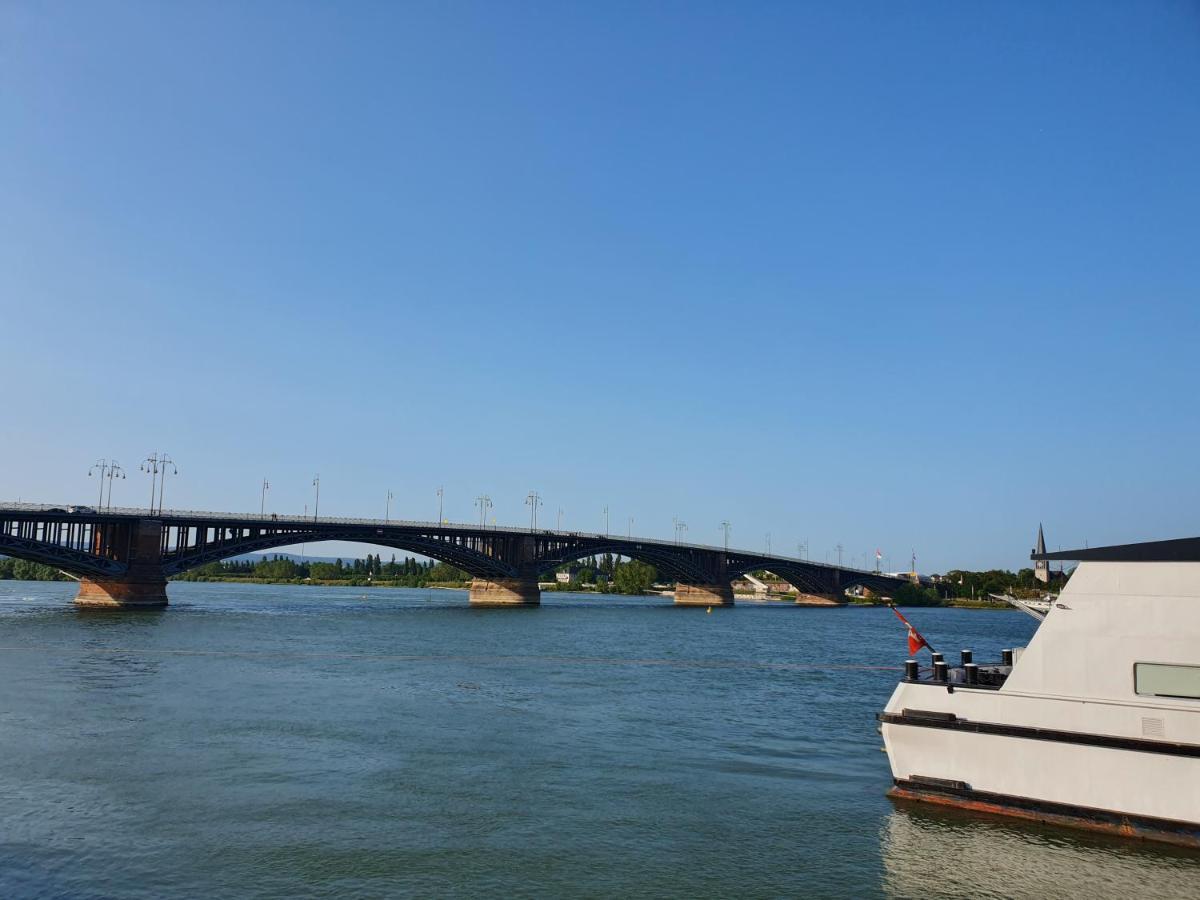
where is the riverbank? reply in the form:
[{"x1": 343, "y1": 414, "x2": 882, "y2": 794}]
[{"x1": 173, "y1": 575, "x2": 473, "y2": 590}]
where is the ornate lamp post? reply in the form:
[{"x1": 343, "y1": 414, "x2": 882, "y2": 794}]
[
  {"x1": 88, "y1": 459, "x2": 125, "y2": 510},
  {"x1": 526, "y1": 491, "x2": 542, "y2": 531},
  {"x1": 475, "y1": 494, "x2": 492, "y2": 528},
  {"x1": 140, "y1": 453, "x2": 177, "y2": 514}
]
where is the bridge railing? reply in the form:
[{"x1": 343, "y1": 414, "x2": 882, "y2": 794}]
[{"x1": 0, "y1": 501, "x2": 895, "y2": 577}]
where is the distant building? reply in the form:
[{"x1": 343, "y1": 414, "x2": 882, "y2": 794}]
[{"x1": 1035, "y1": 524, "x2": 1049, "y2": 584}]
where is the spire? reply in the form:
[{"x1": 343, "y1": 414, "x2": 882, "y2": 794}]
[{"x1": 1034, "y1": 524, "x2": 1050, "y2": 584}]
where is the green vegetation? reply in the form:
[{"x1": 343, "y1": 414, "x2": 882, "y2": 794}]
[
  {"x1": 611, "y1": 559, "x2": 657, "y2": 595},
  {"x1": 870, "y1": 567, "x2": 1070, "y2": 608},
  {"x1": 174, "y1": 554, "x2": 470, "y2": 587},
  {"x1": 541, "y1": 553, "x2": 658, "y2": 595},
  {"x1": 0, "y1": 558, "x2": 69, "y2": 581}
]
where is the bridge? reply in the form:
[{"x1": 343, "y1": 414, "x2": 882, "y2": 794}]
[{"x1": 0, "y1": 503, "x2": 910, "y2": 608}]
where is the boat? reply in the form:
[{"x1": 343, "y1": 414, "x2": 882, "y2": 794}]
[
  {"x1": 989, "y1": 592, "x2": 1054, "y2": 621},
  {"x1": 879, "y1": 535, "x2": 1200, "y2": 848}
]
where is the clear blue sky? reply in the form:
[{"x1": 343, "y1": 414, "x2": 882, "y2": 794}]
[{"x1": 2, "y1": 2, "x2": 1198, "y2": 572}]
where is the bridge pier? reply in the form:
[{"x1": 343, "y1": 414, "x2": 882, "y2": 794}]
[
  {"x1": 468, "y1": 576, "x2": 541, "y2": 607},
  {"x1": 75, "y1": 577, "x2": 168, "y2": 608},
  {"x1": 74, "y1": 518, "x2": 168, "y2": 608},
  {"x1": 674, "y1": 581, "x2": 735, "y2": 606},
  {"x1": 794, "y1": 592, "x2": 845, "y2": 607}
]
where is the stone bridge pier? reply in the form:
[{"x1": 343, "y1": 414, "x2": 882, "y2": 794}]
[
  {"x1": 673, "y1": 555, "x2": 735, "y2": 606},
  {"x1": 75, "y1": 519, "x2": 168, "y2": 609},
  {"x1": 467, "y1": 575, "x2": 542, "y2": 607},
  {"x1": 674, "y1": 581, "x2": 735, "y2": 606},
  {"x1": 468, "y1": 534, "x2": 541, "y2": 607}
]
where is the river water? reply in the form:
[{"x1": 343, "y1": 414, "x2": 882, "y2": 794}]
[{"x1": 0, "y1": 581, "x2": 1196, "y2": 898}]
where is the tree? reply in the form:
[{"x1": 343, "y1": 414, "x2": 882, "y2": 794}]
[
  {"x1": 8, "y1": 559, "x2": 66, "y2": 581},
  {"x1": 613, "y1": 559, "x2": 656, "y2": 595},
  {"x1": 255, "y1": 558, "x2": 299, "y2": 580},
  {"x1": 892, "y1": 582, "x2": 942, "y2": 607}
]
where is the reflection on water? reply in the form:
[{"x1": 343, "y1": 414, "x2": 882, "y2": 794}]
[
  {"x1": 881, "y1": 802, "x2": 1200, "y2": 899},
  {"x1": 0, "y1": 580, "x2": 1195, "y2": 898}
]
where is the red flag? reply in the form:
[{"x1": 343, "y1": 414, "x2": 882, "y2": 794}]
[{"x1": 891, "y1": 605, "x2": 933, "y2": 656}]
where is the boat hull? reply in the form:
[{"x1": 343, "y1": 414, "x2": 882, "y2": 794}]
[
  {"x1": 879, "y1": 681, "x2": 1200, "y2": 849},
  {"x1": 887, "y1": 777, "x2": 1200, "y2": 849}
]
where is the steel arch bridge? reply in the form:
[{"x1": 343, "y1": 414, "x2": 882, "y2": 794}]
[{"x1": 0, "y1": 503, "x2": 911, "y2": 608}]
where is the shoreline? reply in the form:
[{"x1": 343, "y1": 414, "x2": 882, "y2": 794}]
[{"x1": 162, "y1": 577, "x2": 1016, "y2": 609}]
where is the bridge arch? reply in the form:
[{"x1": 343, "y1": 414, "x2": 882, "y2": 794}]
[
  {"x1": 0, "y1": 532, "x2": 126, "y2": 579},
  {"x1": 533, "y1": 541, "x2": 716, "y2": 584},
  {"x1": 161, "y1": 529, "x2": 517, "y2": 580}
]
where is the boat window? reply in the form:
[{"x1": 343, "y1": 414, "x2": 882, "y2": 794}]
[{"x1": 1135, "y1": 663, "x2": 1200, "y2": 700}]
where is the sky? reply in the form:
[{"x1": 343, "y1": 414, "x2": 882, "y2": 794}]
[{"x1": 2, "y1": 1, "x2": 1198, "y2": 572}]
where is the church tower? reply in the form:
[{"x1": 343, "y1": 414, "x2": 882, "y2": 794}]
[{"x1": 1034, "y1": 523, "x2": 1049, "y2": 584}]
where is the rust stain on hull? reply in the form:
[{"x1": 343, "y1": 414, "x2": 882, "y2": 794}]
[{"x1": 888, "y1": 785, "x2": 1200, "y2": 851}]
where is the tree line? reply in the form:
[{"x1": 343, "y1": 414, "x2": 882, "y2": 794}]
[
  {"x1": 176, "y1": 551, "x2": 661, "y2": 594},
  {"x1": 0, "y1": 558, "x2": 69, "y2": 581},
  {"x1": 886, "y1": 567, "x2": 1069, "y2": 607},
  {"x1": 175, "y1": 554, "x2": 472, "y2": 587},
  {"x1": 545, "y1": 554, "x2": 658, "y2": 595}
]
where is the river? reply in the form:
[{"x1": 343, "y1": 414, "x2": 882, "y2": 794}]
[{"x1": 0, "y1": 581, "x2": 1196, "y2": 898}]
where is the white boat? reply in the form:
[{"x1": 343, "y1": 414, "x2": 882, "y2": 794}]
[
  {"x1": 879, "y1": 535, "x2": 1200, "y2": 847},
  {"x1": 989, "y1": 592, "x2": 1054, "y2": 621}
]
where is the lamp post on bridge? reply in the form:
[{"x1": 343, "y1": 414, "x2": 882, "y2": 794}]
[
  {"x1": 526, "y1": 491, "x2": 543, "y2": 531},
  {"x1": 312, "y1": 475, "x2": 320, "y2": 522},
  {"x1": 835, "y1": 543, "x2": 844, "y2": 567},
  {"x1": 627, "y1": 516, "x2": 633, "y2": 538},
  {"x1": 765, "y1": 532, "x2": 771, "y2": 555},
  {"x1": 674, "y1": 519, "x2": 687, "y2": 544},
  {"x1": 385, "y1": 490, "x2": 393, "y2": 523},
  {"x1": 140, "y1": 453, "x2": 177, "y2": 515},
  {"x1": 158, "y1": 455, "x2": 177, "y2": 514},
  {"x1": 436, "y1": 486, "x2": 444, "y2": 524},
  {"x1": 603, "y1": 506, "x2": 609, "y2": 536},
  {"x1": 557, "y1": 507, "x2": 563, "y2": 530},
  {"x1": 798, "y1": 541, "x2": 808, "y2": 561},
  {"x1": 475, "y1": 494, "x2": 492, "y2": 528},
  {"x1": 720, "y1": 521, "x2": 731, "y2": 551},
  {"x1": 260, "y1": 478, "x2": 270, "y2": 517},
  {"x1": 88, "y1": 459, "x2": 125, "y2": 511}
]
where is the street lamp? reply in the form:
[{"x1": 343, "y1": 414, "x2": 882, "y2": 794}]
[
  {"x1": 720, "y1": 521, "x2": 731, "y2": 551},
  {"x1": 674, "y1": 519, "x2": 687, "y2": 544},
  {"x1": 261, "y1": 478, "x2": 270, "y2": 517},
  {"x1": 312, "y1": 474, "x2": 320, "y2": 521},
  {"x1": 557, "y1": 507, "x2": 563, "y2": 530},
  {"x1": 627, "y1": 516, "x2": 633, "y2": 538},
  {"x1": 475, "y1": 494, "x2": 492, "y2": 527},
  {"x1": 436, "y1": 486, "x2": 444, "y2": 524},
  {"x1": 798, "y1": 541, "x2": 808, "y2": 561},
  {"x1": 88, "y1": 459, "x2": 125, "y2": 510},
  {"x1": 603, "y1": 505, "x2": 609, "y2": 536},
  {"x1": 526, "y1": 491, "x2": 543, "y2": 531},
  {"x1": 140, "y1": 453, "x2": 177, "y2": 515},
  {"x1": 765, "y1": 532, "x2": 771, "y2": 555},
  {"x1": 836, "y1": 543, "x2": 844, "y2": 567},
  {"x1": 385, "y1": 490, "x2": 394, "y2": 523}
]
